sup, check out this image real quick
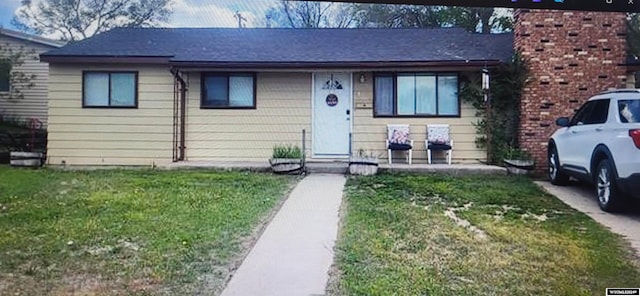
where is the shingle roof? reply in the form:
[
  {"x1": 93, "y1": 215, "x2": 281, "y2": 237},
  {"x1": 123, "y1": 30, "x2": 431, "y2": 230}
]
[{"x1": 41, "y1": 27, "x2": 514, "y2": 64}]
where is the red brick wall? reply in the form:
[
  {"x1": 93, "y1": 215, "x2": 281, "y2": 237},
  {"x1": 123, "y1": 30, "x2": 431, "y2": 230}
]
[{"x1": 514, "y1": 9, "x2": 627, "y2": 173}]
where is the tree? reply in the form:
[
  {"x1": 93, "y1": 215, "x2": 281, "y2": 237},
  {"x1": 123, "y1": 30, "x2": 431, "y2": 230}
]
[
  {"x1": 0, "y1": 43, "x2": 37, "y2": 101},
  {"x1": 351, "y1": 4, "x2": 447, "y2": 28},
  {"x1": 12, "y1": 0, "x2": 172, "y2": 41},
  {"x1": 351, "y1": 4, "x2": 512, "y2": 33},
  {"x1": 266, "y1": 0, "x2": 357, "y2": 28},
  {"x1": 460, "y1": 53, "x2": 529, "y2": 164},
  {"x1": 442, "y1": 7, "x2": 493, "y2": 33}
]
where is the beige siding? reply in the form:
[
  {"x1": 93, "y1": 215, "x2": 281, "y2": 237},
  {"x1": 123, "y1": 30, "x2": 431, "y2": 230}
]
[
  {"x1": 185, "y1": 70, "x2": 484, "y2": 164},
  {"x1": 47, "y1": 67, "x2": 484, "y2": 166},
  {"x1": 47, "y1": 64, "x2": 174, "y2": 166},
  {"x1": 352, "y1": 72, "x2": 486, "y2": 164},
  {"x1": 0, "y1": 35, "x2": 57, "y2": 127},
  {"x1": 185, "y1": 72, "x2": 312, "y2": 161}
]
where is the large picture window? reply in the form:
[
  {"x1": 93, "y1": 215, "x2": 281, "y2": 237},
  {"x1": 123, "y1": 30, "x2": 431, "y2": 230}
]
[
  {"x1": 83, "y1": 71, "x2": 137, "y2": 108},
  {"x1": 201, "y1": 73, "x2": 256, "y2": 109},
  {"x1": 374, "y1": 73, "x2": 459, "y2": 117}
]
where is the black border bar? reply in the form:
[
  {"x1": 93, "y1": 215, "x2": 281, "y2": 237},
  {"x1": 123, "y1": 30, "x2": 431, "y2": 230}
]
[{"x1": 320, "y1": 0, "x2": 639, "y2": 13}]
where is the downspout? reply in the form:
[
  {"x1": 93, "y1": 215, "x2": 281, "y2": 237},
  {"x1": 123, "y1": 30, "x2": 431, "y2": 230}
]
[{"x1": 170, "y1": 68, "x2": 187, "y2": 161}]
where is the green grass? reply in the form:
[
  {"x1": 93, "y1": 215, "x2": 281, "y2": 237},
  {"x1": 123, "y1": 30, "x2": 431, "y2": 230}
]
[
  {"x1": 0, "y1": 167, "x2": 295, "y2": 295},
  {"x1": 331, "y1": 174, "x2": 640, "y2": 296}
]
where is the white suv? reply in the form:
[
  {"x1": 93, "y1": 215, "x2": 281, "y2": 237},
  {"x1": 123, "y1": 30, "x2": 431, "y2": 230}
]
[{"x1": 548, "y1": 89, "x2": 640, "y2": 212}]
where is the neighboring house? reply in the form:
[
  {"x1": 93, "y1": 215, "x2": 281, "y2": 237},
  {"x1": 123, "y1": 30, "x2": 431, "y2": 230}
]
[
  {"x1": 0, "y1": 28, "x2": 64, "y2": 128},
  {"x1": 40, "y1": 27, "x2": 513, "y2": 166}
]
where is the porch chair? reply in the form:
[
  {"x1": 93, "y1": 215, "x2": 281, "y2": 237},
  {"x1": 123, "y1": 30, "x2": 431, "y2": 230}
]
[
  {"x1": 426, "y1": 124, "x2": 453, "y2": 165},
  {"x1": 386, "y1": 124, "x2": 413, "y2": 165}
]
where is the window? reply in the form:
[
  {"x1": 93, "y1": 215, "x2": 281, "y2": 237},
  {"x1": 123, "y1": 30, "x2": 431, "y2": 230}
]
[
  {"x1": 570, "y1": 99, "x2": 609, "y2": 125},
  {"x1": 374, "y1": 73, "x2": 459, "y2": 117},
  {"x1": 585, "y1": 99, "x2": 610, "y2": 124},
  {"x1": 619, "y1": 99, "x2": 640, "y2": 123},
  {"x1": 201, "y1": 73, "x2": 256, "y2": 108},
  {"x1": 83, "y1": 71, "x2": 137, "y2": 108},
  {"x1": 0, "y1": 61, "x2": 10, "y2": 92}
]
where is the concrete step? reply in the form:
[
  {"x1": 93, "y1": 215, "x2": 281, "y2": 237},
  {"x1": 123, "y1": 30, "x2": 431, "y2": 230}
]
[{"x1": 304, "y1": 162, "x2": 348, "y2": 174}]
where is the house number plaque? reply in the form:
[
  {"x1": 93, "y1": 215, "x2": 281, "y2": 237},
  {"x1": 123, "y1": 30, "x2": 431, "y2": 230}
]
[{"x1": 326, "y1": 94, "x2": 338, "y2": 107}]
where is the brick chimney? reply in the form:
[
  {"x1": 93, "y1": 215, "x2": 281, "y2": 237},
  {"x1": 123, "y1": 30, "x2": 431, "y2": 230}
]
[{"x1": 513, "y1": 9, "x2": 628, "y2": 173}]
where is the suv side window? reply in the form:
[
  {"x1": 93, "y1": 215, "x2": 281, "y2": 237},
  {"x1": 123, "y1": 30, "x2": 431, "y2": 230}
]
[
  {"x1": 619, "y1": 99, "x2": 640, "y2": 123},
  {"x1": 584, "y1": 99, "x2": 610, "y2": 124},
  {"x1": 570, "y1": 101, "x2": 596, "y2": 126}
]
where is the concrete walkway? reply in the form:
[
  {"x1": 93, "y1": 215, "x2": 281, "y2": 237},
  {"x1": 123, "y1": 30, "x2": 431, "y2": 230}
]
[
  {"x1": 221, "y1": 174, "x2": 346, "y2": 296},
  {"x1": 160, "y1": 161, "x2": 507, "y2": 175},
  {"x1": 536, "y1": 181, "x2": 640, "y2": 257}
]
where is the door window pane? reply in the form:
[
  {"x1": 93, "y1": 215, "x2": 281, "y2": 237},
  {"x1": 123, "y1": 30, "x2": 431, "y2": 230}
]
[
  {"x1": 571, "y1": 101, "x2": 596, "y2": 125},
  {"x1": 438, "y1": 75, "x2": 459, "y2": 116},
  {"x1": 584, "y1": 99, "x2": 609, "y2": 124}
]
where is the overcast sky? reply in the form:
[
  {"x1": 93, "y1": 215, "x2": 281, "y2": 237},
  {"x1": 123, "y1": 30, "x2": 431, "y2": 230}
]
[{"x1": 0, "y1": 0, "x2": 280, "y2": 31}]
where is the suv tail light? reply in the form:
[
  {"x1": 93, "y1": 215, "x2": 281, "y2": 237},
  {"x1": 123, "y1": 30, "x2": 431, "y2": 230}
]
[{"x1": 630, "y1": 129, "x2": 640, "y2": 149}]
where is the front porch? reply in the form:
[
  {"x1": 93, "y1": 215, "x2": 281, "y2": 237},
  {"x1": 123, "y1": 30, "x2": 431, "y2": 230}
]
[{"x1": 159, "y1": 161, "x2": 507, "y2": 175}]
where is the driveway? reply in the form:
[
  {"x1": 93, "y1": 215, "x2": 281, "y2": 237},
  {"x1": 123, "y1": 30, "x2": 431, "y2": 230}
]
[{"x1": 536, "y1": 181, "x2": 640, "y2": 258}]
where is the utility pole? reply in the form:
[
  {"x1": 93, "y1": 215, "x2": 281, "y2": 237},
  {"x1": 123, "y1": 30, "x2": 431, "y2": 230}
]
[
  {"x1": 266, "y1": 14, "x2": 272, "y2": 28},
  {"x1": 234, "y1": 11, "x2": 247, "y2": 28}
]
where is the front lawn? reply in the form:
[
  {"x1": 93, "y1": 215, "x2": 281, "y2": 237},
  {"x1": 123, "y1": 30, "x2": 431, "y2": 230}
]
[
  {"x1": 330, "y1": 174, "x2": 640, "y2": 295},
  {"x1": 0, "y1": 167, "x2": 295, "y2": 295}
]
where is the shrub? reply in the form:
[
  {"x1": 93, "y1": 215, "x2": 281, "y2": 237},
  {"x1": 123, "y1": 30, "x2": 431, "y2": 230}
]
[{"x1": 272, "y1": 144, "x2": 303, "y2": 159}]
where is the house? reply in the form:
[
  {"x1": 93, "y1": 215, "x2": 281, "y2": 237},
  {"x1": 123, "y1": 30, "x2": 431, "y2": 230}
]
[
  {"x1": 0, "y1": 28, "x2": 64, "y2": 128},
  {"x1": 39, "y1": 27, "x2": 513, "y2": 166}
]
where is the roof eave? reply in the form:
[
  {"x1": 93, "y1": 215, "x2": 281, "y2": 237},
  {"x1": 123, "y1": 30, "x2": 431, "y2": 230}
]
[
  {"x1": 168, "y1": 60, "x2": 504, "y2": 69},
  {"x1": 0, "y1": 28, "x2": 65, "y2": 48},
  {"x1": 40, "y1": 55, "x2": 173, "y2": 64}
]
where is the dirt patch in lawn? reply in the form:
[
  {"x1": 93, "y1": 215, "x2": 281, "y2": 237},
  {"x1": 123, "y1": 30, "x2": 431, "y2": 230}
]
[{"x1": 330, "y1": 174, "x2": 640, "y2": 295}]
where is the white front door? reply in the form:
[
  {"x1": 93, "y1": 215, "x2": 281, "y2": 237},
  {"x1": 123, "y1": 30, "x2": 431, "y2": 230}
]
[{"x1": 313, "y1": 72, "x2": 351, "y2": 157}]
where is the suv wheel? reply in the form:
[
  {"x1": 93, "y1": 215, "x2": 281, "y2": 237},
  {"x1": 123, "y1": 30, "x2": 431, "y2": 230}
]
[
  {"x1": 548, "y1": 146, "x2": 569, "y2": 185},
  {"x1": 596, "y1": 159, "x2": 624, "y2": 212}
]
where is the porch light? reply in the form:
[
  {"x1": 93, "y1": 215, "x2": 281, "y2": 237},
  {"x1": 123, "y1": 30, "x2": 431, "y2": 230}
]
[
  {"x1": 482, "y1": 68, "x2": 490, "y2": 91},
  {"x1": 359, "y1": 73, "x2": 367, "y2": 84},
  {"x1": 482, "y1": 68, "x2": 490, "y2": 103}
]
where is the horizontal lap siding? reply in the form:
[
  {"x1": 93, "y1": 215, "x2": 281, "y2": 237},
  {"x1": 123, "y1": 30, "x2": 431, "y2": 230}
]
[
  {"x1": 185, "y1": 72, "x2": 312, "y2": 161},
  {"x1": 0, "y1": 35, "x2": 55, "y2": 127},
  {"x1": 47, "y1": 64, "x2": 174, "y2": 166},
  {"x1": 352, "y1": 72, "x2": 485, "y2": 164}
]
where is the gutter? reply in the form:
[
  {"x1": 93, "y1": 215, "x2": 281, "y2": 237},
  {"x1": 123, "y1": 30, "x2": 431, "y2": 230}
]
[
  {"x1": 167, "y1": 60, "x2": 504, "y2": 69},
  {"x1": 37, "y1": 55, "x2": 503, "y2": 68},
  {"x1": 39, "y1": 55, "x2": 173, "y2": 64},
  {"x1": 170, "y1": 68, "x2": 187, "y2": 161}
]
